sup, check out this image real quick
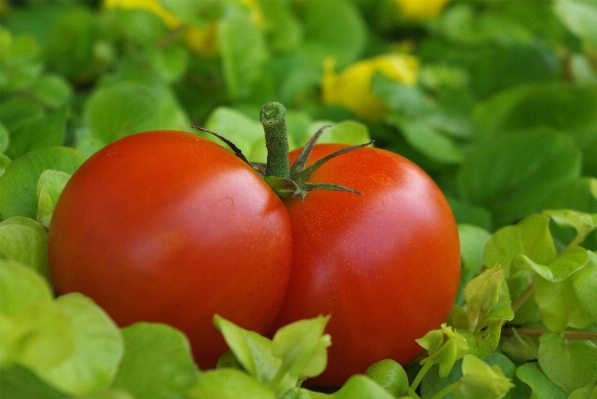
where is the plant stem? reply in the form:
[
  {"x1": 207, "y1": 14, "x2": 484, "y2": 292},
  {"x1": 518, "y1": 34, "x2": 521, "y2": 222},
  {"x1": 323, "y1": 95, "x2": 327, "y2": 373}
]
[
  {"x1": 410, "y1": 361, "x2": 433, "y2": 393},
  {"x1": 510, "y1": 280, "x2": 536, "y2": 314},
  {"x1": 502, "y1": 327, "x2": 597, "y2": 341},
  {"x1": 428, "y1": 382, "x2": 458, "y2": 399},
  {"x1": 260, "y1": 101, "x2": 290, "y2": 179}
]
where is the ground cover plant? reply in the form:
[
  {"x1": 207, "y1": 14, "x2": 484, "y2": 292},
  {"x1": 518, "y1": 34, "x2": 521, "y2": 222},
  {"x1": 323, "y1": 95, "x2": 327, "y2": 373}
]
[{"x1": 1, "y1": 0, "x2": 597, "y2": 398}]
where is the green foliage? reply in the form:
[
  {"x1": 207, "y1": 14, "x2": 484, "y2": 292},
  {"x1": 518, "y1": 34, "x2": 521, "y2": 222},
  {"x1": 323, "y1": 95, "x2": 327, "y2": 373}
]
[{"x1": 1, "y1": 0, "x2": 597, "y2": 397}]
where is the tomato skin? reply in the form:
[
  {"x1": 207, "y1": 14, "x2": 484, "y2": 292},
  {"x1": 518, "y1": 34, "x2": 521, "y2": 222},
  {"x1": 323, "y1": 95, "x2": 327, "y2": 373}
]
[
  {"x1": 48, "y1": 131, "x2": 292, "y2": 368},
  {"x1": 272, "y1": 144, "x2": 461, "y2": 386}
]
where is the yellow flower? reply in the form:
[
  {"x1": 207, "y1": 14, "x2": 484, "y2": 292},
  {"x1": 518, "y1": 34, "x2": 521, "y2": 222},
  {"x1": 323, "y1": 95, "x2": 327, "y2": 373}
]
[
  {"x1": 322, "y1": 54, "x2": 419, "y2": 123},
  {"x1": 103, "y1": 0, "x2": 263, "y2": 57},
  {"x1": 103, "y1": 0, "x2": 181, "y2": 29},
  {"x1": 185, "y1": 23, "x2": 219, "y2": 57},
  {"x1": 394, "y1": 0, "x2": 450, "y2": 20}
]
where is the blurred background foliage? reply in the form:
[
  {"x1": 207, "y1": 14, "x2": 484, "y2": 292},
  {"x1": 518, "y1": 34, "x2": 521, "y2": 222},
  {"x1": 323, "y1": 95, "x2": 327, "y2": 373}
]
[{"x1": 0, "y1": 0, "x2": 596, "y2": 233}]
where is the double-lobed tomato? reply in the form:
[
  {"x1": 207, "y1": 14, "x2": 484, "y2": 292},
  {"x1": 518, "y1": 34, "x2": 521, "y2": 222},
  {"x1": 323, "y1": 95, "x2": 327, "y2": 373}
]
[
  {"x1": 48, "y1": 130, "x2": 460, "y2": 385},
  {"x1": 48, "y1": 131, "x2": 292, "y2": 367}
]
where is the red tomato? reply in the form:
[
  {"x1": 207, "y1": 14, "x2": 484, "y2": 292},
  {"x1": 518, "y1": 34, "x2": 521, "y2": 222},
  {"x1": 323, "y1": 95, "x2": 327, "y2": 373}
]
[
  {"x1": 48, "y1": 131, "x2": 292, "y2": 368},
  {"x1": 271, "y1": 144, "x2": 461, "y2": 386}
]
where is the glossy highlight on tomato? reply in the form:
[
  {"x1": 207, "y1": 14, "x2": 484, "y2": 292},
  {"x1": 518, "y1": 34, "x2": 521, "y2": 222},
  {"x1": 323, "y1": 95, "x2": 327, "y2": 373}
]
[
  {"x1": 271, "y1": 144, "x2": 461, "y2": 386},
  {"x1": 48, "y1": 130, "x2": 292, "y2": 368}
]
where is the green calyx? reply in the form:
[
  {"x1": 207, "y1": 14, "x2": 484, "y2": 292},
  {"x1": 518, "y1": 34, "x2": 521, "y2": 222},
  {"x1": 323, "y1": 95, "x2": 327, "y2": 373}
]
[{"x1": 194, "y1": 101, "x2": 373, "y2": 200}]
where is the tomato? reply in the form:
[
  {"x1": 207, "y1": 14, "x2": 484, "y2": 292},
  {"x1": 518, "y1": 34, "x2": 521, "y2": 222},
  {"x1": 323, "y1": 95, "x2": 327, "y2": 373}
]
[
  {"x1": 270, "y1": 144, "x2": 461, "y2": 386},
  {"x1": 47, "y1": 130, "x2": 292, "y2": 368}
]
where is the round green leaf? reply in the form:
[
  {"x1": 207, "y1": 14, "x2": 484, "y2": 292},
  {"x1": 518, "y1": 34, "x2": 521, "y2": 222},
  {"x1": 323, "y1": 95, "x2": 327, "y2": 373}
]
[
  {"x1": 112, "y1": 323, "x2": 199, "y2": 399},
  {"x1": 0, "y1": 146, "x2": 86, "y2": 220},
  {"x1": 483, "y1": 214, "x2": 557, "y2": 278},
  {"x1": 188, "y1": 369, "x2": 276, "y2": 399},
  {"x1": 538, "y1": 332, "x2": 597, "y2": 394},
  {"x1": 535, "y1": 277, "x2": 594, "y2": 332},
  {"x1": 35, "y1": 170, "x2": 71, "y2": 229},
  {"x1": 333, "y1": 375, "x2": 395, "y2": 399},
  {"x1": 0, "y1": 122, "x2": 9, "y2": 153},
  {"x1": 457, "y1": 129, "x2": 581, "y2": 227},
  {"x1": 459, "y1": 224, "x2": 492, "y2": 272},
  {"x1": 0, "y1": 217, "x2": 48, "y2": 279},
  {"x1": 87, "y1": 82, "x2": 162, "y2": 144},
  {"x1": 572, "y1": 251, "x2": 597, "y2": 322},
  {"x1": 0, "y1": 365, "x2": 67, "y2": 399},
  {"x1": 516, "y1": 362, "x2": 567, "y2": 399},
  {"x1": 37, "y1": 293, "x2": 123, "y2": 396},
  {"x1": 28, "y1": 74, "x2": 73, "y2": 109},
  {"x1": 0, "y1": 260, "x2": 52, "y2": 317}
]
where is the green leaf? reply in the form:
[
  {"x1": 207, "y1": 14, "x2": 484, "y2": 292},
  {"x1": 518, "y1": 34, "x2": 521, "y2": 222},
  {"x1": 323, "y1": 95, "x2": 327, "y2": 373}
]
[
  {"x1": 306, "y1": 120, "x2": 371, "y2": 147},
  {"x1": 457, "y1": 129, "x2": 581, "y2": 227},
  {"x1": 513, "y1": 246, "x2": 589, "y2": 282},
  {"x1": 386, "y1": 114, "x2": 465, "y2": 164},
  {"x1": 45, "y1": 7, "x2": 99, "y2": 83},
  {"x1": 28, "y1": 74, "x2": 73, "y2": 109},
  {"x1": 333, "y1": 375, "x2": 395, "y2": 399},
  {"x1": 35, "y1": 170, "x2": 71, "y2": 229},
  {"x1": 2, "y1": 301, "x2": 75, "y2": 374},
  {"x1": 36, "y1": 293, "x2": 123, "y2": 396},
  {"x1": 204, "y1": 107, "x2": 268, "y2": 163},
  {"x1": 500, "y1": 328, "x2": 538, "y2": 363},
  {"x1": 372, "y1": 74, "x2": 428, "y2": 117},
  {"x1": 0, "y1": 122, "x2": 9, "y2": 153},
  {"x1": 87, "y1": 82, "x2": 162, "y2": 144},
  {"x1": 553, "y1": 0, "x2": 597, "y2": 46},
  {"x1": 0, "y1": 153, "x2": 11, "y2": 179},
  {"x1": 364, "y1": 359, "x2": 409, "y2": 398},
  {"x1": 453, "y1": 355, "x2": 514, "y2": 399},
  {"x1": 572, "y1": 251, "x2": 597, "y2": 322},
  {"x1": 535, "y1": 277, "x2": 594, "y2": 332},
  {"x1": 144, "y1": 44, "x2": 189, "y2": 83},
  {"x1": 538, "y1": 332, "x2": 597, "y2": 394},
  {"x1": 472, "y1": 83, "x2": 597, "y2": 176},
  {"x1": 213, "y1": 315, "x2": 294, "y2": 393},
  {"x1": 302, "y1": 0, "x2": 367, "y2": 68},
  {"x1": 458, "y1": 224, "x2": 492, "y2": 273},
  {"x1": 6, "y1": 106, "x2": 70, "y2": 159},
  {"x1": 0, "y1": 217, "x2": 49, "y2": 279},
  {"x1": 272, "y1": 315, "x2": 331, "y2": 380},
  {"x1": 0, "y1": 146, "x2": 86, "y2": 220},
  {"x1": 0, "y1": 366, "x2": 67, "y2": 399},
  {"x1": 569, "y1": 381, "x2": 597, "y2": 399},
  {"x1": 112, "y1": 323, "x2": 200, "y2": 399},
  {"x1": 0, "y1": 32, "x2": 43, "y2": 91},
  {"x1": 187, "y1": 368, "x2": 276, "y2": 399},
  {"x1": 73, "y1": 388, "x2": 137, "y2": 399},
  {"x1": 218, "y1": 10, "x2": 268, "y2": 99},
  {"x1": 516, "y1": 362, "x2": 567, "y2": 399},
  {"x1": 483, "y1": 214, "x2": 557, "y2": 278},
  {"x1": 0, "y1": 259, "x2": 52, "y2": 317},
  {"x1": 544, "y1": 209, "x2": 597, "y2": 248},
  {"x1": 259, "y1": 0, "x2": 303, "y2": 53},
  {"x1": 447, "y1": 198, "x2": 492, "y2": 230}
]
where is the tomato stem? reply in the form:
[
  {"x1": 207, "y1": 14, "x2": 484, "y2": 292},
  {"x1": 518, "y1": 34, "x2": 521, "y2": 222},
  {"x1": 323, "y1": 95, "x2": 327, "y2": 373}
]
[{"x1": 260, "y1": 101, "x2": 291, "y2": 179}]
